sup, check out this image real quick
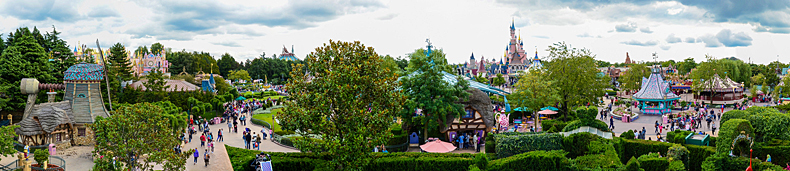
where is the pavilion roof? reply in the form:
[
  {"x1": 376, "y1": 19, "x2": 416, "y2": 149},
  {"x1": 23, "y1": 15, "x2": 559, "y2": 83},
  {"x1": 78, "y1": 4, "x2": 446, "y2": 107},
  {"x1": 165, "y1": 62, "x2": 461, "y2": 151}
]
[
  {"x1": 696, "y1": 74, "x2": 742, "y2": 91},
  {"x1": 633, "y1": 69, "x2": 679, "y2": 100}
]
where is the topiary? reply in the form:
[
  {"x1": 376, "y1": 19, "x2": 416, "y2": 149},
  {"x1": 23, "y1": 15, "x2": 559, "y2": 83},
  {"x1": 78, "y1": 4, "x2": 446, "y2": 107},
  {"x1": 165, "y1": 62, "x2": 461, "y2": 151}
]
[
  {"x1": 474, "y1": 152, "x2": 488, "y2": 170},
  {"x1": 34, "y1": 149, "x2": 49, "y2": 165},
  {"x1": 666, "y1": 144, "x2": 689, "y2": 170},
  {"x1": 625, "y1": 156, "x2": 643, "y2": 171},
  {"x1": 547, "y1": 125, "x2": 558, "y2": 133},
  {"x1": 620, "y1": 130, "x2": 635, "y2": 139}
]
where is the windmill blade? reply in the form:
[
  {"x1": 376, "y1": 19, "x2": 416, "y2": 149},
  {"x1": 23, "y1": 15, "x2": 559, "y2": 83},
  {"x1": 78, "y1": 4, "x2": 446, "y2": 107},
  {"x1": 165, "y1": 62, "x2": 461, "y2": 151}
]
[{"x1": 96, "y1": 40, "x2": 114, "y2": 112}]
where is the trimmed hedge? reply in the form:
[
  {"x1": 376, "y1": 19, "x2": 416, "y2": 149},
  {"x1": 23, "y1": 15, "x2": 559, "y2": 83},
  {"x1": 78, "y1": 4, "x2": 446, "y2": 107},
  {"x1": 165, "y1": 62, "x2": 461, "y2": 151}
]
[
  {"x1": 701, "y1": 153, "x2": 784, "y2": 171},
  {"x1": 541, "y1": 120, "x2": 567, "y2": 133},
  {"x1": 637, "y1": 153, "x2": 669, "y2": 171},
  {"x1": 685, "y1": 144, "x2": 716, "y2": 171},
  {"x1": 561, "y1": 119, "x2": 610, "y2": 132},
  {"x1": 667, "y1": 160, "x2": 685, "y2": 171},
  {"x1": 753, "y1": 144, "x2": 790, "y2": 168},
  {"x1": 619, "y1": 139, "x2": 673, "y2": 164},
  {"x1": 494, "y1": 133, "x2": 563, "y2": 158},
  {"x1": 573, "y1": 140, "x2": 622, "y2": 170},
  {"x1": 620, "y1": 130, "x2": 635, "y2": 139},
  {"x1": 666, "y1": 130, "x2": 694, "y2": 144},
  {"x1": 717, "y1": 119, "x2": 753, "y2": 154},
  {"x1": 625, "y1": 157, "x2": 643, "y2": 171},
  {"x1": 562, "y1": 132, "x2": 601, "y2": 158},
  {"x1": 485, "y1": 132, "x2": 496, "y2": 154},
  {"x1": 487, "y1": 150, "x2": 571, "y2": 171}
]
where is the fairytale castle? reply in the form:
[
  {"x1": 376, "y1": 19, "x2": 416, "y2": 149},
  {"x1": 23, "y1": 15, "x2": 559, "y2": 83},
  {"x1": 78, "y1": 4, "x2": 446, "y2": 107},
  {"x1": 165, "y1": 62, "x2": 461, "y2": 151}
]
[
  {"x1": 128, "y1": 51, "x2": 169, "y2": 76},
  {"x1": 456, "y1": 20, "x2": 543, "y2": 86}
]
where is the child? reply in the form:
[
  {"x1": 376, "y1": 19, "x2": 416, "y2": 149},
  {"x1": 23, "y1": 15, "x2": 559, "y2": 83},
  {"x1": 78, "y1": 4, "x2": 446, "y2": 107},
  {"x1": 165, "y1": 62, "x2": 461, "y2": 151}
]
[{"x1": 204, "y1": 149, "x2": 210, "y2": 167}]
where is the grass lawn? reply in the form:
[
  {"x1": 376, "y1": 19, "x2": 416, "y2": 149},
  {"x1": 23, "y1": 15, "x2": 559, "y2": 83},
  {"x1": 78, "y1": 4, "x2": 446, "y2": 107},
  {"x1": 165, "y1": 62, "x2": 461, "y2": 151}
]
[{"x1": 253, "y1": 108, "x2": 283, "y2": 131}]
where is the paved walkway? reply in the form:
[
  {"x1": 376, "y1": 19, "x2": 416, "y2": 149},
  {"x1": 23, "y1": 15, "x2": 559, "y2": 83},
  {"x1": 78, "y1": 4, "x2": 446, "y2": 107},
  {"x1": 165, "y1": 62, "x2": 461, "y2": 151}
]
[{"x1": 184, "y1": 113, "x2": 299, "y2": 171}]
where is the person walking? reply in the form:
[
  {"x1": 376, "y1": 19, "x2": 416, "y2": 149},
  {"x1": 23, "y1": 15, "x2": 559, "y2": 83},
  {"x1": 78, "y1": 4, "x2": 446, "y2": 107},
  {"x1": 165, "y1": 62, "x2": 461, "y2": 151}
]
[
  {"x1": 188, "y1": 130, "x2": 193, "y2": 143},
  {"x1": 609, "y1": 116, "x2": 615, "y2": 130},
  {"x1": 200, "y1": 134, "x2": 206, "y2": 147},
  {"x1": 255, "y1": 133, "x2": 261, "y2": 150},
  {"x1": 204, "y1": 149, "x2": 210, "y2": 167},
  {"x1": 655, "y1": 121, "x2": 659, "y2": 133},
  {"x1": 711, "y1": 122, "x2": 717, "y2": 135},
  {"x1": 193, "y1": 148, "x2": 199, "y2": 165},
  {"x1": 218, "y1": 129, "x2": 224, "y2": 142},
  {"x1": 245, "y1": 132, "x2": 252, "y2": 149}
]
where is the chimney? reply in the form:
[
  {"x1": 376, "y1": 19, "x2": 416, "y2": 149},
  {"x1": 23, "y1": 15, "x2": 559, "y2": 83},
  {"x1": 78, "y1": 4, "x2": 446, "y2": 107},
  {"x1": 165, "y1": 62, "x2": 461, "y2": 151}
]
[{"x1": 47, "y1": 91, "x2": 57, "y2": 103}]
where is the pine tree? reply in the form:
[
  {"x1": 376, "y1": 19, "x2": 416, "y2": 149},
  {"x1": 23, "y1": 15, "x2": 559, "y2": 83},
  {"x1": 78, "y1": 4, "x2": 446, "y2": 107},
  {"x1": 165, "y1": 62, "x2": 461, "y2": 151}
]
[
  {"x1": 0, "y1": 29, "x2": 55, "y2": 111},
  {"x1": 44, "y1": 26, "x2": 76, "y2": 82},
  {"x1": 108, "y1": 43, "x2": 132, "y2": 79}
]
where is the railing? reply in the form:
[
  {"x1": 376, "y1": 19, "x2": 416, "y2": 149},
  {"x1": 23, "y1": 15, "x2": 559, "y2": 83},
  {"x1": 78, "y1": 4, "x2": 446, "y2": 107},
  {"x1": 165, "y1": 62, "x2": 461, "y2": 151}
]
[
  {"x1": 1, "y1": 156, "x2": 66, "y2": 171},
  {"x1": 270, "y1": 132, "x2": 295, "y2": 148}
]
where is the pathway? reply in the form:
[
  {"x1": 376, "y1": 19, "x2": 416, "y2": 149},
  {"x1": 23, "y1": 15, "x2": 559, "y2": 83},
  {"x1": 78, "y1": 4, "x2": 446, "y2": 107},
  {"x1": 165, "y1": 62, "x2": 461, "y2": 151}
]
[{"x1": 183, "y1": 113, "x2": 299, "y2": 171}]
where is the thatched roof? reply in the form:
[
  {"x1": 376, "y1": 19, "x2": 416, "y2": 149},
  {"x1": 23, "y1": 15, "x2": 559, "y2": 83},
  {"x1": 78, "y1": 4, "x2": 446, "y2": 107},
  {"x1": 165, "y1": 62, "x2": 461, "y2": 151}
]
[
  {"x1": 443, "y1": 89, "x2": 496, "y2": 132},
  {"x1": 15, "y1": 101, "x2": 74, "y2": 136}
]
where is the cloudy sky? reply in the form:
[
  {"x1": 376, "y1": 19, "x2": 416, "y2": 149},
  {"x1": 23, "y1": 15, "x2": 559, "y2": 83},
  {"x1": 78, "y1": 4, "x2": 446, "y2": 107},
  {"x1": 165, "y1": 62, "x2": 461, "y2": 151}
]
[{"x1": 2, "y1": 0, "x2": 789, "y2": 65}]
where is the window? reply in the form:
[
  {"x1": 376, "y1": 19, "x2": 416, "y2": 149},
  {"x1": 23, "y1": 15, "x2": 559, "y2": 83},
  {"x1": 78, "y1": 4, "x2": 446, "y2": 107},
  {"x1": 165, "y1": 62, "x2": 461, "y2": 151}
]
[
  {"x1": 464, "y1": 109, "x2": 473, "y2": 118},
  {"x1": 56, "y1": 133, "x2": 62, "y2": 142},
  {"x1": 77, "y1": 93, "x2": 86, "y2": 98},
  {"x1": 78, "y1": 128, "x2": 86, "y2": 137}
]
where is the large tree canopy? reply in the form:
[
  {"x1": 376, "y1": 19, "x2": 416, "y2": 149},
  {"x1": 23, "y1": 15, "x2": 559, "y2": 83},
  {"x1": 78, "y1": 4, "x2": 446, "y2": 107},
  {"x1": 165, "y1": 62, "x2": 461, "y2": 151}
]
[
  {"x1": 618, "y1": 63, "x2": 651, "y2": 93},
  {"x1": 510, "y1": 69, "x2": 560, "y2": 124},
  {"x1": 544, "y1": 42, "x2": 607, "y2": 120},
  {"x1": 399, "y1": 47, "x2": 469, "y2": 140},
  {"x1": 0, "y1": 28, "x2": 56, "y2": 112},
  {"x1": 217, "y1": 53, "x2": 239, "y2": 77},
  {"x1": 280, "y1": 40, "x2": 405, "y2": 170},
  {"x1": 91, "y1": 103, "x2": 190, "y2": 171}
]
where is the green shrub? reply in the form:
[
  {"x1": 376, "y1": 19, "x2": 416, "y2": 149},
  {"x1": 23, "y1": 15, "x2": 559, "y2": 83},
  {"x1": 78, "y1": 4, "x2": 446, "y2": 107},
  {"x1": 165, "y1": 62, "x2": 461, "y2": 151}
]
[
  {"x1": 365, "y1": 157, "x2": 415, "y2": 171},
  {"x1": 573, "y1": 141, "x2": 622, "y2": 170},
  {"x1": 717, "y1": 119, "x2": 753, "y2": 154},
  {"x1": 753, "y1": 144, "x2": 790, "y2": 169},
  {"x1": 637, "y1": 153, "x2": 669, "y2": 171},
  {"x1": 701, "y1": 153, "x2": 784, "y2": 171},
  {"x1": 621, "y1": 130, "x2": 636, "y2": 139},
  {"x1": 563, "y1": 132, "x2": 601, "y2": 158},
  {"x1": 721, "y1": 107, "x2": 790, "y2": 142},
  {"x1": 488, "y1": 150, "x2": 571, "y2": 171},
  {"x1": 468, "y1": 165, "x2": 481, "y2": 171},
  {"x1": 541, "y1": 120, "x2": 567, "y2": 133},
  {"x1": 666, "y1": 144, "x2": 689, "y2": 169},
  {"x1": 684, "y1": 144, "x2": 716, "y2": 171},
  {"x1": 485, "y1": 138, "x2": 496, "y2": 154},
  {"x1": 273, "y1": 130, "x2": 295, "y2": 136},
  {"x1": 619, "y1": 139, "x2": 673, "y2": 164},
  {"x1": 414, "y1": 157, "x2": 473, "y2": 171},
  {"x1": 474, "y1": 152, "x2": 488, "y2": 170},
  {"x1": 666, "y1": 130, "x2": 694, "y2": 144},
  {"x1": 625, "y1": 157, "x2": 644, "y2": 171},
  {"x1": 495, "y1": 133, "x2": 563, "y2": 158},
  {"x1": 33, "y1": 149, "x2": 48, "y2": 165},
  {"x1": 562, "y1": 119, "x2": 610, "y2": 132},
  {"x1": 667, "y1": 160, "x2": 685, "y2": 171}
]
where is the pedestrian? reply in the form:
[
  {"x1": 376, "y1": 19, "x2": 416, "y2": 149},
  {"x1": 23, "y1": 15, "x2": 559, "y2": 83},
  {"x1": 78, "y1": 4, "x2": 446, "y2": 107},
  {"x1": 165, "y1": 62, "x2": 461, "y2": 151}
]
[
  {"x1": 200, "y1": 134, "x2": 206, "y2": 147},
  {"x1": 218, "y1": 129, "x2": 224, "y2": 142},
  {"x1": 228, "y1": 120, "x2": 232, "y2": 130},
  {"x1": 209, "y1": 141, "x2": 214, "y2": 153},
  {"x1": 255, "y1": 133, "x2": 261, "y2": 150},
  {"x1": 188, "y1": 130, "x2": 193, "y2": 143},
  {"x1": 193, "y1": 148, "x2": 199, "y2": 165},
  {"x1": 204, "y1": 149, "x2": 210, "y2": 167},
  {"x1": 712, "y1": 122, "x2": 717, "y2": 135},
  {"x1": 609, "y1": 117, "x2": 615, "y2": 130},
  {"x1": 245, "y1": 132, "x2": 252, "y2": 149},
  {"x1": 655, "y1": 121, "x2": 659, "y2": 133}
]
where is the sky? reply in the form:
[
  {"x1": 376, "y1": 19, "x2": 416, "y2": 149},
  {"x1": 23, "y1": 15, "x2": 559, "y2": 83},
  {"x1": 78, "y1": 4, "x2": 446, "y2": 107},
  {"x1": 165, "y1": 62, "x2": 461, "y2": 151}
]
[{"x1": 1, "y1": 0, "x2": 789, "y2": 65}]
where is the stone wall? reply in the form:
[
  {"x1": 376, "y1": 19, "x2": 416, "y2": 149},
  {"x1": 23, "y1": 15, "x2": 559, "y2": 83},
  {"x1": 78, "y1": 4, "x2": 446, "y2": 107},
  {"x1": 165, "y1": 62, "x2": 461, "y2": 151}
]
[
  {"x1": 54, "y1": 140, "x2": 71, "y2": 150},
  {"x1": 72, "y1": 125, "x2": 95, "y2": 146}
]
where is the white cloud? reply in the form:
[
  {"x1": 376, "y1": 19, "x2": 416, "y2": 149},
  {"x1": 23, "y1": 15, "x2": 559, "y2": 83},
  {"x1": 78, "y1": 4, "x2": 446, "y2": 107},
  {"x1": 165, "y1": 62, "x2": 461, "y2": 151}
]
[
  {"x1": 615, "y1": 22, "x2": 638, "y2": 32},
  {"x1": 640, "y1": 27, "x2": 653, "y2": 33},
  {"x1": 621, "y1": 40, "x2": 659, "y2": 46},
  {"x1": 666, "y1": 34, "x2": 682, "y2": 43}
]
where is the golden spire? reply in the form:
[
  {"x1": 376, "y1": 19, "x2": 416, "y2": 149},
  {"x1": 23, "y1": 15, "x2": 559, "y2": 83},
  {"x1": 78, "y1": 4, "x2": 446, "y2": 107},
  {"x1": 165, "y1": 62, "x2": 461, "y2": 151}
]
[{"x1": 518, "y1": 29, "x2": 521, "y2": 41}]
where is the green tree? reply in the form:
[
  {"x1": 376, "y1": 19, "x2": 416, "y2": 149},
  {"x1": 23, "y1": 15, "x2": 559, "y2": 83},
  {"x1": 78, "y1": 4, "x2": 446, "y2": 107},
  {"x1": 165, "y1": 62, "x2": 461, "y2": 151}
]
[
  {"x1": 777, "y1": 76, "x2": 790, "y2": 97},
  {"x1": 596, "y1": 60, "x2": 611, "y2": 67},
  {"x1": 0, "y1": 124, "x2": 19, "y2": 163},
  {"x1": 618, "y1": 63, "x2": 651, "y2": 92},
  {"x1": 690, "y1": 55, "x2": 726, "y2": 104},
  {"x1": 108, "y1": 43, "x2": 132, "y2": 79},
  {"x1": 143, "y1": 70, "x2": 169, "y2": 92},
  {"x1": 544, "y1": 42, "x2": 607, "y2": 120},
  {"x1": 751, "y1": 73, "x2": 765, "y2": 87},
  {"x1": 405, "y1": 48, "x2": 453, "y2": 73},
  {"x1": 0, "y1": 28, "x2": 55, "y2": 111},
  {"x1": 493, "y1": 73, "x2": 506, "y2": 86},
  {"x1": 511, "y1": 70, "x2": 560, "y2": 124},
  {"x1": 474, "y1": 73, "x2": 488, "y2": 84},
  {"x1": 677, "y1": 58, "x2": 697, "y2": 75},
  {"x1": 227, "y1": 70, "x2": 251, "y2": 82},
  {"x1": 217, "y1": 53, "x2": 238, "y2": 77},
  {"x1": 150, "y1": 42, "x2": 164, "y2": 54},
  {"x1": 44, "y1": 26, "x2": 77, "y2": 83},
  {"x1": 134, "y1": 46, "x2": 149, "y2": 55},
  {"x1": 400, "y1": 46, "x2": 470, "y2": 142},
  {"x1": 91, "y1": 103, "x2": 190, "y2": 171},
  {"x1": 280, "y1": 40, "x2": 405, "y2": 170}
]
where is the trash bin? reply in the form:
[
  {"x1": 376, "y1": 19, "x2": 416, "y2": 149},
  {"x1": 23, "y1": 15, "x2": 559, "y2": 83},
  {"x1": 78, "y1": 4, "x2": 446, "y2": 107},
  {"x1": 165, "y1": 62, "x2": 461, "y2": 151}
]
[{"x1": 48, "y1": 144, "x2": 56, "y2": 156}]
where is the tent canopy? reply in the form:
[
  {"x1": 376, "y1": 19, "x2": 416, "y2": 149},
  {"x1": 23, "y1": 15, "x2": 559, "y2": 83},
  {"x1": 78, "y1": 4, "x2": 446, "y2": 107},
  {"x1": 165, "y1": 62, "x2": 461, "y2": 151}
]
[
  {"x1": 235, "y1": 96, "x2": 247, "y2": 101},
  {"x1": 541, "y1": 106, "x2": 558, "y2": 111}
]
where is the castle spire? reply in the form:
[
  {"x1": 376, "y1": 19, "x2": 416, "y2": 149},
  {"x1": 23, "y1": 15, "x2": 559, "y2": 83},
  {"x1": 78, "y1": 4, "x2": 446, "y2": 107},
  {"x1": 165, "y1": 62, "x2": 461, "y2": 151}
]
[
  {"x1": 510, "y1": 18, "x2": 515, "y2": 30},
  {"x1": 518, "y1": 29, "x2": 521, "y2": 41}
]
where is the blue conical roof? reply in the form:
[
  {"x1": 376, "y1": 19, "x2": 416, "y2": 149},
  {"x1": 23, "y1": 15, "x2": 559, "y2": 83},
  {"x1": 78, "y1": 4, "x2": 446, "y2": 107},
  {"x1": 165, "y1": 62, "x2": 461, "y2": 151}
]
[{"x1": 633, "y1": 68, "x2": 680, "y2": 100}]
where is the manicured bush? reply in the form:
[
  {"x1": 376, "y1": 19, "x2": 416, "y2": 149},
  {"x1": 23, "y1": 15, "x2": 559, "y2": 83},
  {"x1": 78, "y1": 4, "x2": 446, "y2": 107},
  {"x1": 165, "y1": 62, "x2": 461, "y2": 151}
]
[
  {"x1": 717, "y1": 119, "x2": 753, "y2": 154},
  {"x1": 562, "y1": 119, "x2": 610, "y2": 132},
  {"x1": 495, "y1": 133, "x2": 563, "y2": 158},
  {"x1": 666, "y1": 130, "x2": 694, "y2": 144},
  {"x1": 753, "y1": 144, "x2": 790, "y2": 169},
  {"x1": 573, "y1": 141, "x2": 622, "y2": 170},
  {"x1": 619, "y1": 139, "x2": 673, "y2": 164},
  {"x1": 684, "y1": 144, "x2": 716, "y2": 171},
  {"x1": 637, "y1": 154, "x2": 668, "y2": 171},
  {"x1": 701, "y1": 153, "x2": 784, "y2": 171},
  {"x1": 33, "y1": 149, "x2": 49, "y2": 165},
  {"x1": 667, "y1": 160, "x2": 685, "y2": 171},
  {"x1": 541, "y1": 119, "x2": 567, "y2": 133},
  {"x1": 563, "y1": 132, "x2": 601, "y2": 158},
  {"x1": 721, "y1": 107, "x2": 790, "y2": 142},
  {"x1": 468, "y1": 165, "x2": 482, "y2": 171},
  {"x1": 488, "y1": 150, "x2": 571, "y2": 171},
  {"x1": 621, "y1": 130, "x2": 635, "y2": 139},
  {"x1": 474, "y1": 152, "x2": 488, "y2": 170},
  {"x1": 666, "y1": 144, "x2": 689, "y2": 169},
  {"x1": 485, "y1": 132, "x2": 496, "y2": 154},
  {"x1": 625, "y1": 157, "x2": 644, "y2": 171},
  {"x1": 414, "y1": 157, "x2": 473, "y2": 171}
]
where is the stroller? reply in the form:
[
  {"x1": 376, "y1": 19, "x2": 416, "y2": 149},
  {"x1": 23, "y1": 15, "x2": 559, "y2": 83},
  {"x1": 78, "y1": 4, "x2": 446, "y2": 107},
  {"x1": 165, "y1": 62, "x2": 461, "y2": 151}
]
[{"x1": 249, "y1": 152, "x2": 272, "y2": 171}]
